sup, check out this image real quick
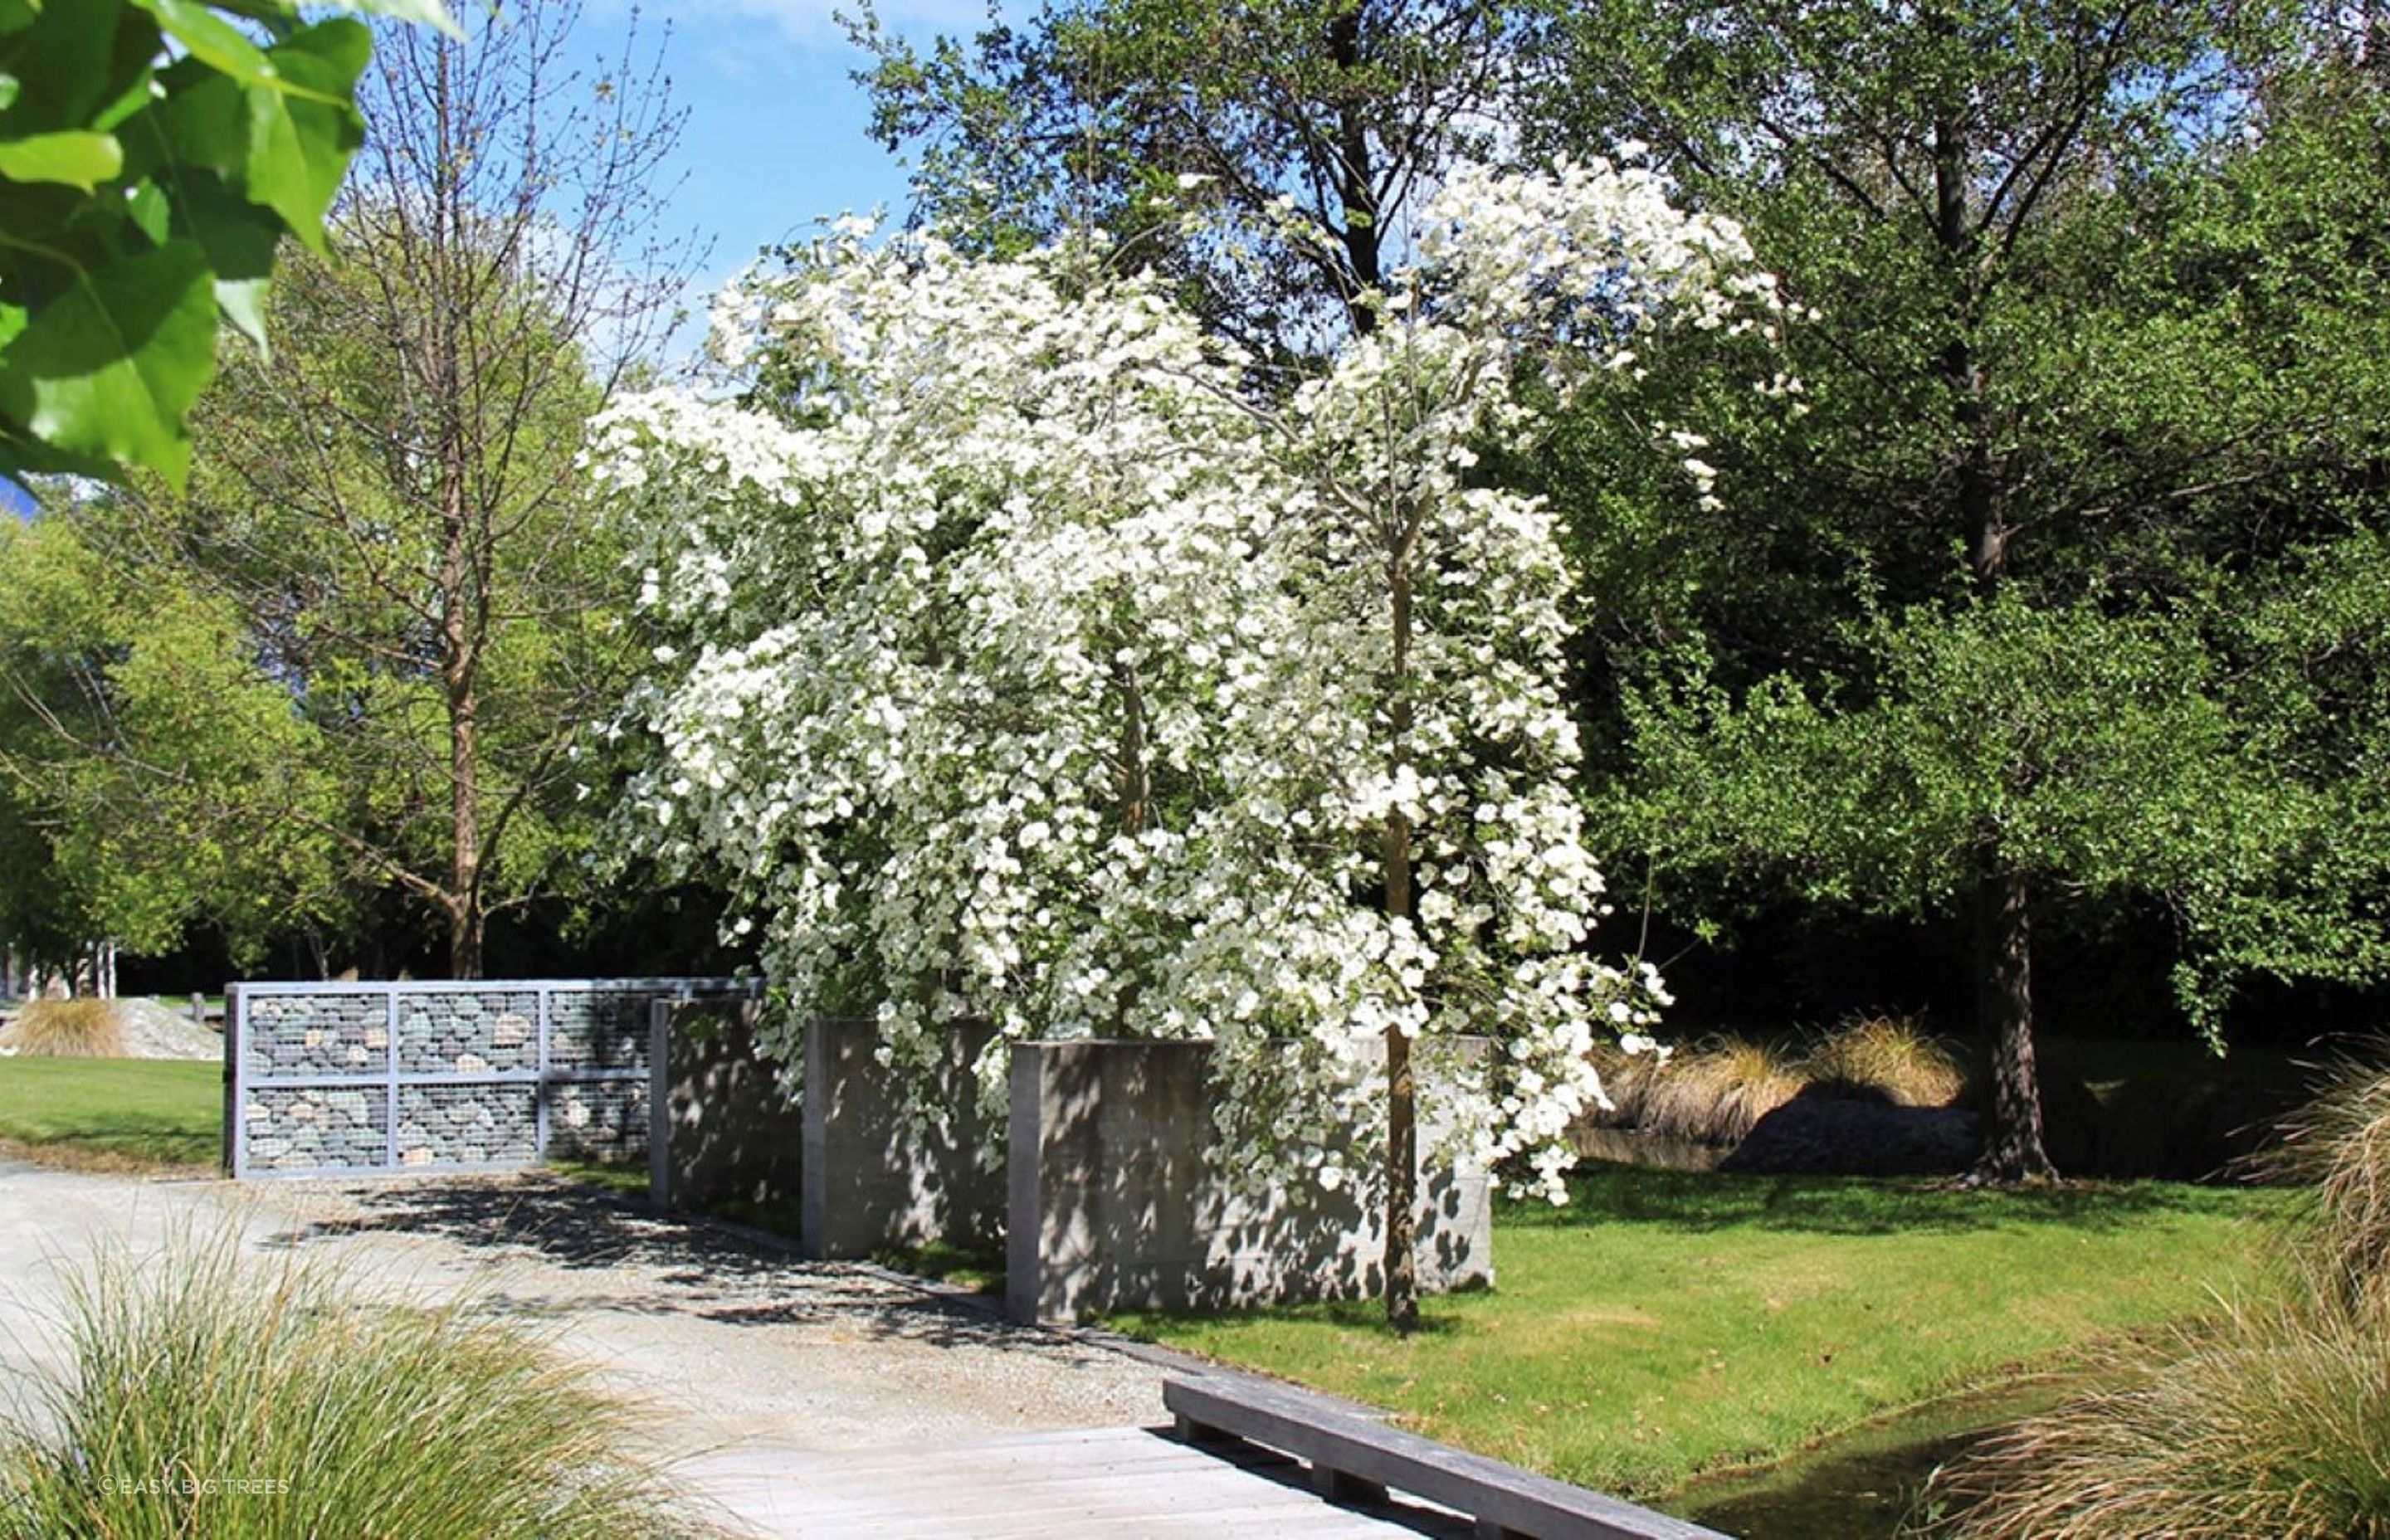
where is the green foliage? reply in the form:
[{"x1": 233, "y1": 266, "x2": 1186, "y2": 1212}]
[
  {"x1": 1117, "y1": 1167, "x2": 2283, "y2": 1500},
  {"x1": 854, "y1": 0, "x2": 1516, "y2": 352},
  {"x1": 1530, "y1": 4, "x2": 2390, "y2": 1061},
  {"x1": 0, "y1": 1228, "x2": 701, "y2": 1538},
  {"x1": 0, "y1": 510, "x2": 343, "y2": 971},
  {"x1": 0, "y1": 0, "x2": 456, "y2": 486}
]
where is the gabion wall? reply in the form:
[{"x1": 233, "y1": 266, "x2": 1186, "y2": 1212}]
[{"x1": 228, "y1": 980, "x2": 731, "y2": 1179}]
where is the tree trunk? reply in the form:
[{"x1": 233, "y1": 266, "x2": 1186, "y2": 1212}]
[
  {"x1": 1934, "y1": 87, "x2": 2055, "y2": 1181},
  {"x1": 1973, "y1": 860, "x2": 2054, "y2": 1180},
  {"x1": 1381, "y1": 553, "x2": 1419, "y2": 1333},
  {"x1": 432, "y1": 40, "x2": 484, "y2": 982},
  {"x1": 1325, "y1": 5, "x2": 1383, "y2": 334}
]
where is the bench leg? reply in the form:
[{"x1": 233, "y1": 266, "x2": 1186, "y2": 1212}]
[
  {"x1": 1310, "y1": 1462, "x2": 1388, "y2": 1506},
  {"x1": 1175, "y1": 1413, "x2": 1235, "y2": 1445}
]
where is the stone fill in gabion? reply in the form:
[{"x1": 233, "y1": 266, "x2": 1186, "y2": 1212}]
[
  {"x1": 235, "y1": 982, "x2": 720, "y2": 1177},
  {"x1": 548, "y1": 990, "x2": 651, "y2": 1071},
  {"x1": 547, "y1": 1080, "x2": 648, "y2": 1162},
  {"x1": 243, "y1": 992, "x2": 387, "y2": 1080},
  {"x1": 399, "y1": 990, "x2": 540, "y2": 1075},
  {"x1": 245, "y1": 1084, "x2": 388, "y2": 1171},
  {"x1": 398, "y1": 1083, "x2": 539, "y2": 1167}
]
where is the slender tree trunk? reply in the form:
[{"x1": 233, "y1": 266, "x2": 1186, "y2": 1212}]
[
  {"x1": 1325, "y1": 6, "x2": 1383, "y2": 334},
  {"x1": 1382, "y1": 553, "x2": 1419, "y2": 1333},
  {"x1": 1934, "y1": 89, "x2": 2054, "y2": 1180},
  {"x1": 432, "y1": 40, "x2": 483, "y2": 982}
]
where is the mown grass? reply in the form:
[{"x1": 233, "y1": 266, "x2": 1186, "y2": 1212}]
[
  {"x1": 0, "y1": 1056, "x2": 220, "y2": 1172},
  {"x1": 1112, "y1": 1165, "x2": 2288, "y2": 1502}
]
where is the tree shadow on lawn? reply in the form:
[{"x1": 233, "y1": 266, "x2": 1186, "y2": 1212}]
[{"x1": 1499, "y1": 1163, "x2": 2282, "y2": 1239}]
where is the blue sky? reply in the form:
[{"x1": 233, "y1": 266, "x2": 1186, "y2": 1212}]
[{"x1": 573, "y1": 0, "x2": 998, "y2": 327}]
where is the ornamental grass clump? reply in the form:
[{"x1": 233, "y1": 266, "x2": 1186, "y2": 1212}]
[
  {"x1": 0, "y1": 999, "x2": 124, "y2": 1058},
  {"x1": 1915, "y1": 1051, "x2": 2390, "y2": 1540},
  {"x1": 1801, "y1": 1014, "x2": 1968, "y2": 1109},
  {"x1": 1633, "y1": 1035, "x2": 1808, "y2": 1145},
  {"x1": 2256, "y1": 1051, "x2": 2390, "y2": 1318},
  {"x1": 0, "y1": 1230, "x2": 706, "y2": 1540},
  {"x1": 1912, "y1": 1294, "x2": 2390, "y2": 1540}
]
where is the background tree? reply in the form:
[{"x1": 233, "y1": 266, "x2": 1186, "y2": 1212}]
[
  {"x1": 0, "y1": 511, "x2": 339, "y2": 987},
  {"x1": 81, "y1": 0, "x2": 697, "y2": 977},
  {"x1": 854, "y1": 0, "x2": 1518, "y2": 353},
  {"x1": 1524, "y1": 1, "x2": 2390, "y2": 1177},
  {"x1": 0, "y1": 0, "x2": 454, "y2": 485}
]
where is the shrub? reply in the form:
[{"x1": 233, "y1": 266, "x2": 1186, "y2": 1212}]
[
  {"x1": 0, "y1": 999, "x2": 124, "y2": 1058},
  {"x1": 0, "y1": 1229, "x2": 709, "y2": 1539},
  {"x1": 1802, "y1": 1014, "x2": 1969, "y2": 1109}
]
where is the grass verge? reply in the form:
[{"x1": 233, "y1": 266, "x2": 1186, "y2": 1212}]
[
  {"x1": 0, "y1": 1057, "x2": 220, "y2": 1172},
  {"x1": 1110, "y1": 1165, "x2": 2286, "y2": 1502}
]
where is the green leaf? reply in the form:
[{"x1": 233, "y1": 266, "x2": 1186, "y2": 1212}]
[
  {"x1": 0, "y1": 131, "x2": 124, "y2": 192},
  {"x1": 127, "y1": 0, "x2": 343, "y2": 106},
  {"x1": 236, "y1": 20, "x2": 369, "y2": 251},
  {"x1": 0, "y1": 0, "x2": 37, "y2": 35},
  {"x1": 0, "y1": 76, "x2": 19, "y2": 112},
  {"x1": 176, "y1": 172, "x2": 277, "y2": 349},
  {"x1": 0, "y1": 241, "x2": 217, "y2": 486}
]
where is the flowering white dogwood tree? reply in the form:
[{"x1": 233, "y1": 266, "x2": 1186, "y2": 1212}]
[{"x1": 592, "y1": 157, "x2": 1778, "y2": 1326}]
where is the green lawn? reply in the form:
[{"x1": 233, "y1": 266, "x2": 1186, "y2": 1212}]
[
  {"x1": 1111, "y1": 1166, "x2": 2289, "y2": 1503},
  {"x1": 0, "y1": 1056, "x2": 222, "y2": 1171}
]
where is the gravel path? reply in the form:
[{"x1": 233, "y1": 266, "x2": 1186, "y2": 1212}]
[{"x1": 0, "y1": 1162, "x2": 1169, "y2": 1464}]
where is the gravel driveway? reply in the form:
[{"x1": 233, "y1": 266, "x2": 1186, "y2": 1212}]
[{"x1": 0, "y1": 1162, "x2": 1168, "y2": 1463}]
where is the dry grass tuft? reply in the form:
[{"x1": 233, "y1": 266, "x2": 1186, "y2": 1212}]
[
  {"x1": 1580, "y1": 1014, "x2": 1970, "y2": 1152},
  {"x1": 1802, "y1": 1014, "x2": 1970, "y2": 1108},
  {"x1": 1913, "y1": 1294, "x2": 2390, "y2": 1539},
  {"x1": 1636, "y1": 1035, "x2": 1809, "y2": 1145},
  {"x1": 2254, "y1": 1052, "x2": 2390, "y2": 1317},
  {"x1": 0, "y1": 999, "x2": 124, "y2": 1058},
  {"x1": 1917, "y1": 1050, "x2": 2390, "y2": 1539}
]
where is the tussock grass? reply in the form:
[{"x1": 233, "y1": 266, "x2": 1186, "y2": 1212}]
[
  {"x1": 1636, "y1": 1035, "x2": 1809, "y2": 1145},
  {"x1": 2256, "y1": 1052, "x2": 2390, "y2": 1317},
  {"x1": 1918, "y1": 1050, "x2": 2390, "y2": 1539},
  {"x1": 1802, "y1": 1015, "x2": 1968, "y2": 1108},
  {"x1": 1584, "y1": 1015, "x2": 1969, "y2": 1148},
  {"x1": 0, "y1": 999, "x2": 124, "y2": 1058},
  {"x1": 0, "y1": 1228, "x2": 711, "y2": 1539},
  {"x1": 1914, "y1": 1294, "x2": 2390, "y2": 1539}
]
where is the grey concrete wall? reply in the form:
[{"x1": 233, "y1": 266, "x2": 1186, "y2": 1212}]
[
  {"x1": 1007, "y1": 1039, "x2": 1493, "y2": 1324},
  {"x1": 648, "y1": 998, "x2": 802, "y2": 1214},
  {"x1": 801, "y1": 1017, "x2": 1007, "y2": 1260}
]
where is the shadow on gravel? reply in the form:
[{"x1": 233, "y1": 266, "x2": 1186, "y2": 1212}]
[{"x1": 256, "y1": 1174, "x2": 1090, "y2": 1360}]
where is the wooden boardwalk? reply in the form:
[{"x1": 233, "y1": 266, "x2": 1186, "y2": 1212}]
[{"x1": 683, "y1": 1425, "x2": 1478, "y2": 1538}]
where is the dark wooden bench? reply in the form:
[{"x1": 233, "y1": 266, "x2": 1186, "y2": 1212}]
[{"x1": 1164, "y1": 1374, "x2": 1733, "y2": 1540}]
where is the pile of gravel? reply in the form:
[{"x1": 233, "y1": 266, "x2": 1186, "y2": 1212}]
[{"x1": 110, "y1": 997, "x2": 224, "y2": 1060}]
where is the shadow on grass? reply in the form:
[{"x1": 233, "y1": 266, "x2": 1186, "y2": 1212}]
[{"x1": 1501, "y1": 1163, "x2": 2282, "y2": 1239}]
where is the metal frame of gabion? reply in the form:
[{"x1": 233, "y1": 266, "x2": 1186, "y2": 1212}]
[{"x1": 225, "y1": 977, "x2": 749, "y2": 1181}]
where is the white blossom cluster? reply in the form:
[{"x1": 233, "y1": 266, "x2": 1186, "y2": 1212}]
[{"x1": 589, "y1": 161, "x2": 1771, "y2": 1203}]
